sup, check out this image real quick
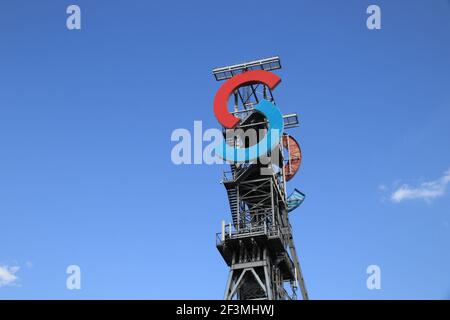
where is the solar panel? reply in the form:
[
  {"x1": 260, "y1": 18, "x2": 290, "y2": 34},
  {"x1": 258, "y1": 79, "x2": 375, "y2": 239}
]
[{"x1": 212, "y1": 56, "x2": 281, "y2": 81}]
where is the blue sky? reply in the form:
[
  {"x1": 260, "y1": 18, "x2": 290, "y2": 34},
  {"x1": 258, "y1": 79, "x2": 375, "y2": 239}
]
[{"x1": 0, "y1": 0, "x2": 449, "y2": 299}]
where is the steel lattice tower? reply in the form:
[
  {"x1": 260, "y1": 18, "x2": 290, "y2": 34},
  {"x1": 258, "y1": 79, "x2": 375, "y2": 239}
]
[{"x1": 213, "y1": 57, "x2": 309, "y2": 300}]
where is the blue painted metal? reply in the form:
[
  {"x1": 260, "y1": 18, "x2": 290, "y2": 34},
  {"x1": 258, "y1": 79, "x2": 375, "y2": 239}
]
[
  {"x1": 214, "y1": 100, "x2": 284, "y2": 163},
  {"x1": 287, "y1": 189, "x2": 305, "y2": 212}
]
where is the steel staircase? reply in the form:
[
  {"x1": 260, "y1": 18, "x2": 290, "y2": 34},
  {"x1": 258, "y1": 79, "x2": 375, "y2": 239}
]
[{"x1": 226, "y1": 186, "x2": 238, "y2": 227}]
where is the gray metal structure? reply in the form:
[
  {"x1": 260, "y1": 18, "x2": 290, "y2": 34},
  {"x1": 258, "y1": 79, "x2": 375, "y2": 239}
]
[{"x1": 213, "y1": 57, "x2": 309, "y2": 300}]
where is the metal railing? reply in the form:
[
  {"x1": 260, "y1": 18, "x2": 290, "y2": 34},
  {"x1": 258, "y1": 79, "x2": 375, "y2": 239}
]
[{"x1": 216, "y1": 221, "x2": 284, "y2": 246}]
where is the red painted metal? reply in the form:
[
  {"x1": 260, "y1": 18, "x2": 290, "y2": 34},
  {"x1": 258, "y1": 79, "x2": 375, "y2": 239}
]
[
  {"x1": 282, "y1": 134, "x2": 302, "y2": 181},
  {"x1": 213, "y1": 70, "x2": 281, "y2": 129}
]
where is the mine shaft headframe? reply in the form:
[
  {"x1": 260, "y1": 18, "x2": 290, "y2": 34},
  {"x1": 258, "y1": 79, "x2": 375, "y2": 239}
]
[{"x1": 212, "y1": 56, "x2": 281, "y2": 81}]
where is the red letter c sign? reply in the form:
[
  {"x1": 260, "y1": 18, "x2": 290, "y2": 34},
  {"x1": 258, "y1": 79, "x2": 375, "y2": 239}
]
[{"x1": 213, "y1": 70, "x2": 281, "y2": 129}]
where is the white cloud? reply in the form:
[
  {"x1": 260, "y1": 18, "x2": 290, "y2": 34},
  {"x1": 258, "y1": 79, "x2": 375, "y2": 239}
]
[
  {"x1": 391, "y1": 169, "x2": 450, "y2": 203},
  {"x1": 0, "y1": 265, "x2": 20, "y2": 287}
]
